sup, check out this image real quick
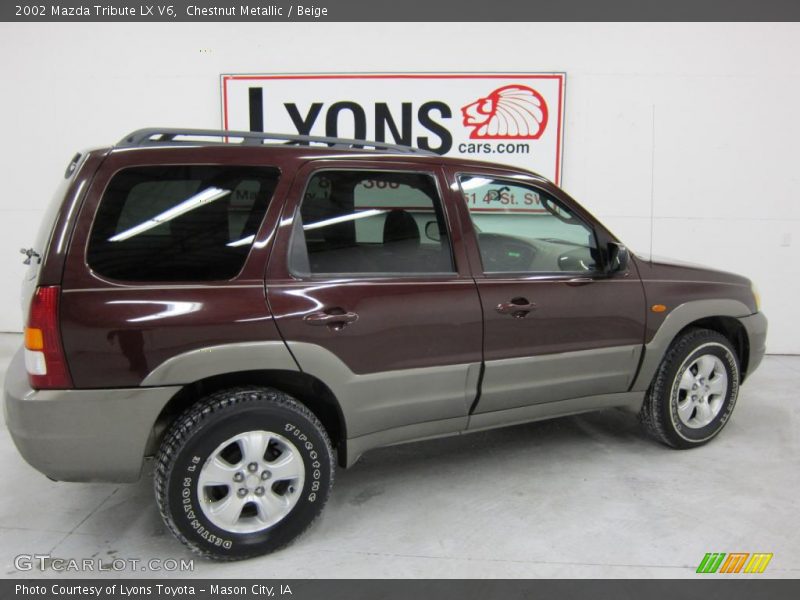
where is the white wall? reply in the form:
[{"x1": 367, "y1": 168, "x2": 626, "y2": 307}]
[{"x1": 0, "y1": 22, "x2": 798, "y2": 353}]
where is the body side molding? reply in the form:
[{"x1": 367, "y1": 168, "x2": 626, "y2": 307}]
[
  {"x1": 288, "y1": 341, "x2": 479, "y2": 439},
  {"x1": 141, "y1": 339, "x2": 479, "y2": 441},
  {"x1": 476, "y1": 344, "x2": 642, "y2": 414}
]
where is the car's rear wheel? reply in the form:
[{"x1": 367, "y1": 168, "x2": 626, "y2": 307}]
[
  {"x1": 154, "y1": 387, "x2": 334, "y2": 560},
  {"x1": 639, "y1": 328, "x2": 740, "y2": 449}
]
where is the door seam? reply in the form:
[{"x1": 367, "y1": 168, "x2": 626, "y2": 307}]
[{"x1": 468, "y1": 275, "x2": 486, "y2": 416}]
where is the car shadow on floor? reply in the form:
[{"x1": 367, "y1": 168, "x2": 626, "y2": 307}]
[{"x1": 61, "y1": 407, "x2": 653, "y2": 559}]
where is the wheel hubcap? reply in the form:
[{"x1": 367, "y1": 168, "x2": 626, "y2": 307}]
[
  {"x1": 675, "y1": 354, "x2": 728, "y2": 428},
  {"x1": 197, "y1": 430, "x2": 305, "y2": 534}
]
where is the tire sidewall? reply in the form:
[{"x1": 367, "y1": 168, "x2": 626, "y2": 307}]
[
  {"x1": 165, "y1": 402, "x2": 331, "y2": 559},
  {"x1": 666, "y1": 340, "x2": 740, "y2": 444}
]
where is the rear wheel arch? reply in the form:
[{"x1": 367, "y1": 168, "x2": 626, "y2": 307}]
[{"x1": 148, "y1": 370, "x2": 347, "y2": 465}]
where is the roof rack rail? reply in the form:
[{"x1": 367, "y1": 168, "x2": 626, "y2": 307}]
[{"x1": 117, "y1": 128, "x2": 435, "y2": 155}]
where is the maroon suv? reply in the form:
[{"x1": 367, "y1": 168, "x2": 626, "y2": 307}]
[{"x1": 4, "y1": 128, "x2": 767, "y2": 560}]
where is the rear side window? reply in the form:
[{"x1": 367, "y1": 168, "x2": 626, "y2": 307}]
[
  {"x1": 87, "y1": 166, "x2": 279, "y2": 281},
  {"x1": 290, "y1": 170, "x2": 454, "y2": 276}
]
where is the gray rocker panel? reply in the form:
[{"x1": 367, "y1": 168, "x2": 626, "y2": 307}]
[
  {"x1": 343, "y1": 391, "x2": 645, "y2": 467},
  {"x1": 288, "y1": 341, "x2": 479, "y2": 439},
  {"x1": 141, "y1": 340, "x2": 650, "y2": 460},
  {"x1": 476, "y1": 344, "x2": 642, "y2": 414}
]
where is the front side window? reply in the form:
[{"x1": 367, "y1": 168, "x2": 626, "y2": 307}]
[
  {"x1": 88, "y1": 166, "x2": 279, "y2": 281},
  {"x1": 459, "y1": 175, "x2": 599, "y2": 274},
  {"x1": 291, "y1": 170, "x2": 454, "y2": 276}
]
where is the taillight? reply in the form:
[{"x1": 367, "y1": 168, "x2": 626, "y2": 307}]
[{"x1": 24, "y1": 286, "x2": 73, "y2": 389}]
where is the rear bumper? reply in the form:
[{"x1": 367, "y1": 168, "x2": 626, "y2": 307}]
[
  {"x1": 3, "y1": 348, "x2": 179, "y2": 483},
  {"x1": 739, "y1": 311, "x2": 768, "y2": 380}
]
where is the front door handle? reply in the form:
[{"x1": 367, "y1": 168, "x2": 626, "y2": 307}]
[
  {"x1": 303, "y1": 310, "x2": 359, "y2": 330},
  {"x1": 495, "y1": 298, "x2": 537, "y2": 318}
]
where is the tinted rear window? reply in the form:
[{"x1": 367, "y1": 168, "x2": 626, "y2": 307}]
[{"x1": 87, "y1": 166, "x2": 279, "y2": 281}]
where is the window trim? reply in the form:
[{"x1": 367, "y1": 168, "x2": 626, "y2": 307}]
[
  {"x1": 455, "y1": 172, "x2": 603, "y2": 278},
  {"x1": 287, "y1": 167, "x2": 459, "y2": 281}
]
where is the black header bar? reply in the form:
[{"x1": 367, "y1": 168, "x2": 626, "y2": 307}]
[{"x1": 3, "y1": 0, "x2": 800, "y2": 22}]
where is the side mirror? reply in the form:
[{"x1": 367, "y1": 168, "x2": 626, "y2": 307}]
[
  {"x1": 425, "y1": 221, "x2": 441, "y2": 242},
  {"x1": 607, "y1": 242, "x2": 630, "y2": 274}
]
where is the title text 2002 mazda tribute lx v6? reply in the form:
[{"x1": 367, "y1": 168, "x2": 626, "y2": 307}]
[{"x1": 4, "y1": 129, "x2": 767, "y2": 560}]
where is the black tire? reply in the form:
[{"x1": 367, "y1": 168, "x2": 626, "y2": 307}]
[
  {"x1": 154, "y1": 387, "x2": 334, "y2": 561},
  {"x1": 639, "y1": 328, "x2": 740, "y2": 449}
]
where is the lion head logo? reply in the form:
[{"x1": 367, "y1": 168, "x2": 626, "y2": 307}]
[{"x1": 461, "y1": 85, "x2": 549, "y2": 140}]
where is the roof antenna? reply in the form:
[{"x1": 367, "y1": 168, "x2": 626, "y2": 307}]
[{"x1": 649, "y1": 104, "x2": 656, "y2": 265}]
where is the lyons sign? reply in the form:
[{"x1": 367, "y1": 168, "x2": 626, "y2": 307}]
[{"x1": 220, "y1": 73, "x2": 566, "y2": 184}]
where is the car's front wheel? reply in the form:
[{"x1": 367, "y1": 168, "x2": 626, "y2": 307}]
[
  {"x1": 639, "y1": 328, "x2": 740, "y2": 449},
  {"x1": 154, "y1": 387, "x2": 334, "y2": 560}
]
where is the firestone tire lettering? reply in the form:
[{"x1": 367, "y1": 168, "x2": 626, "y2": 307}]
[
  {"x1": 154, "y1": 387, "x2": 334, "y2": 561},
  {"x1": 639, "y1": 328, "x2": 740, "y2": 449}
]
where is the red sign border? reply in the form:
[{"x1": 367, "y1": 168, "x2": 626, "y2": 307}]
[{"x1": 220, "y1": 73, "x2": 566, "y2": 185}]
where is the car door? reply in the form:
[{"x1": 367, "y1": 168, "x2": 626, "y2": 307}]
[
  {"x1": 266, "y1": 160, "x2": 483, "y2": 442},
  {"x1": 442, "y1": 167, "x2": 647, "y2": 424}
]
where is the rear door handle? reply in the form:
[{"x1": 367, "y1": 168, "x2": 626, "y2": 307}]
[
  {"x1": 495, "y1": 298, "x2": 537, "y2": 318},
  {"x1": 303, "y1": 310, "x2": 359, "y2": 329}
]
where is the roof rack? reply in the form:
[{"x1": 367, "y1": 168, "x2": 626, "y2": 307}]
[{"x1": 117, "y1": 128, "x2": 435, "y2": 155}]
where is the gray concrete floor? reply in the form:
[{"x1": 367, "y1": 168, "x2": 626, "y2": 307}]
[{"x1": 0, "y1": 332, "x2": 797, "y2": 579}]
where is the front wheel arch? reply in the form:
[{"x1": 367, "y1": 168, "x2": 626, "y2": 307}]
[
  {"x1": 631, "y1": 299, "x2": 754, "y2": 392},
  {"x1": 686, "y1": 316, "x2": 749, "y2": 380}
]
